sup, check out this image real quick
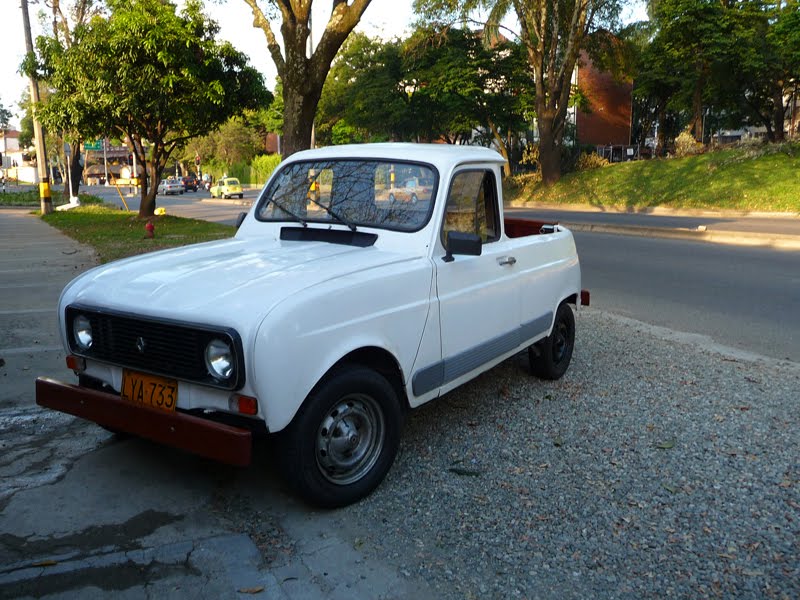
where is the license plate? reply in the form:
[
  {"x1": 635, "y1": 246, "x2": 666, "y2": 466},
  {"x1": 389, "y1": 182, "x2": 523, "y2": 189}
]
[{"x1": 121, "y1": 370, "x2": 178, "y2": 412}]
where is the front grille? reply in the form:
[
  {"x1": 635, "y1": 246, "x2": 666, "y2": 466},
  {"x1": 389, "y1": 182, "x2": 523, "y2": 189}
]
[{"x1": 66, "y1": 305, "x2": 245, "y2": 390}]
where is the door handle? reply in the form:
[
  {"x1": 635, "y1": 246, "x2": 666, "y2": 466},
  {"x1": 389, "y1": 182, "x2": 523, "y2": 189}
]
[{"x1": 498, "y1": 256, "x2": 517, "y2": 266}]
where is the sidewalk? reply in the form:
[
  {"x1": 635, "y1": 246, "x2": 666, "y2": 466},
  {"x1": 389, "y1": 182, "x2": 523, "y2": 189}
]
[{"x1": 0, "y1": 208, "x2": 97, "y2": 408}]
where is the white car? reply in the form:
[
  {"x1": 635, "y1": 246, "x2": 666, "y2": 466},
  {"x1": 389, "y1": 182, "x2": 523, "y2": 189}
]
[
  {"x1": 157, "y1": 178, "x2": 184, "y2": 195},
  {"x1": 37, "y1": 143, "x2": 588, "y2": 507}
]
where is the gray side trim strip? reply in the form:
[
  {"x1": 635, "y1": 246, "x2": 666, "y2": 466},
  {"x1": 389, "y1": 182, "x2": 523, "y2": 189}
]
[{"x1": 412, "y1": 312, "x2": 552, "y2": 396}]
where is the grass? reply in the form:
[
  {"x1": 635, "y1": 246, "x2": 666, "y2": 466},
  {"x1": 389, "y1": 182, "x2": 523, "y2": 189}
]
[
  {"x1": 506, "y1": 141, "x2": 800, "y2": 213},
  {"x1": 42, "y1": 205, "x2": 235, "y2": 263},
  {"x1": 0, "y1": 190, "x2": 106, "y2": 207}
]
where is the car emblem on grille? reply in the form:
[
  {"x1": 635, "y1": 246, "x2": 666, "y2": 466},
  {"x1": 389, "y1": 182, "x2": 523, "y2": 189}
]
[{"x1": 136, "y1": 336, "x2": 147, "y2": 354}]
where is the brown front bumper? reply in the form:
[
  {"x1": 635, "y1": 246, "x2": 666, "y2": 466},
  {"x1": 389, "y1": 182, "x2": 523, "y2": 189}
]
[{"x1": 36, "y1": 377, "x2": 252, "y2": 466}]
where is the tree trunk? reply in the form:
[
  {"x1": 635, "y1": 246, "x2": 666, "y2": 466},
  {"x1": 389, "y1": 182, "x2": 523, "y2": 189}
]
[
  {"x1": 280, "y1": 78, "x2": 320, "y2": 158},
  {"x1": 538, "y1": 117, "x2": 561, "y2": 185},
  {"x1": 139, "y1": 161, "x2": 159, "y2": 218},
  {"x1": 66, "y1": 142, "x2": 82, "y2": 199},
  {"x1": 656, "y1": 104, "x2": 668, "y2": 157},
  {"x1": 691, "y1": 78, "x2": 704, "y2": 142},
  {"x1": 771, "y1": 82, "x2": 785, "y2": 143},
  {"x1": 487, "y1": 118, "x2": 511, "y2": 177}
]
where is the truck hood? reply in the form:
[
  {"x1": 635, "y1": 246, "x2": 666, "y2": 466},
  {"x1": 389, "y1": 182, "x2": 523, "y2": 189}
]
[{"x1": 64, "y1": 237, "x2": 416, "y2": 322}]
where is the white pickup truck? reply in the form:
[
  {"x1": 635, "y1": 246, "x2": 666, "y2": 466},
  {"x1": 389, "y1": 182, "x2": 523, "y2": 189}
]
[{"x1": 37, "y1": 143, "x2": 588, "y2": 507}]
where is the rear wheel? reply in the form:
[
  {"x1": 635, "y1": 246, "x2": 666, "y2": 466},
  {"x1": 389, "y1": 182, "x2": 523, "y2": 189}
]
[
  {"x1": 278, "y1": 365, "x2": 403, "y2": 508},
  {"x1": 529, "y1": 302, "x2": 575, "y2": 380}
]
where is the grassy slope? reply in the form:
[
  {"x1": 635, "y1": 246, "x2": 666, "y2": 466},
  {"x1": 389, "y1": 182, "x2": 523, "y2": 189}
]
[
  {"x1": 507, "y1": 142, "x2": 800, "y2": 213},
  {"x1": 42, "y1": 205, "x2": 234, "y2": 263}
]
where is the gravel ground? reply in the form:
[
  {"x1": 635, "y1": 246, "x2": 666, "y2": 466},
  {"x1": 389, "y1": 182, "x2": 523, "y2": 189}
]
[{"x1": 343, "y1": 308, "x2": 800, "y2": 599}]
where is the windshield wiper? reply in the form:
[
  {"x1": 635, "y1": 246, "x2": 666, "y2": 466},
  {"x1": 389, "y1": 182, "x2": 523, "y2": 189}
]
[
  {"x1": 267, "y1": 198, "x2": 308, "y2": 227},
  {"x1": 306, "y1": 195, "x2": 357, "y2": 232}
]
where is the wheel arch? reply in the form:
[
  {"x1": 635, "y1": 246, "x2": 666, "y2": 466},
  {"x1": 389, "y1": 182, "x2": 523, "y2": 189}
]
[{"x1": 318, "y1": 346, "x2": 409, "y2": 413}]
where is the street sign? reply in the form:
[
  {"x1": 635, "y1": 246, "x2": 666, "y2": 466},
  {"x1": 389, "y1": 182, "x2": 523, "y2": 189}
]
[{"x1": 83, "y1": 140, "x2": 102, "y2": 151}]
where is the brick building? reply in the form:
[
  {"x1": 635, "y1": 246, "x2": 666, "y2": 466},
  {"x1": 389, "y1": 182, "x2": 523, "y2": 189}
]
[{"x1": 575, "y1": 50, "x2": 633, "y2": 147}]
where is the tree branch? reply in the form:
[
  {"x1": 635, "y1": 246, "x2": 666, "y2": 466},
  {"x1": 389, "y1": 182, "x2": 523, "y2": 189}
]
[{"x1": 241, "y1": 0, "x2": 286, "y2": 76}]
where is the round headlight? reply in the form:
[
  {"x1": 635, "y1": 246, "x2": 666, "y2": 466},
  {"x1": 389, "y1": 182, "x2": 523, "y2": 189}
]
[
  {"x1": 73, "y1": 315, "x2": 93, "y2": 349},
  {"x1": 205, "y1": 339, "x2": 234, "y2": 380}
]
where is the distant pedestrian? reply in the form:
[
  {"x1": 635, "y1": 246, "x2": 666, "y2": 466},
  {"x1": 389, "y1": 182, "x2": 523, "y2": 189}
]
[{"x1": 1, "y1": 170, "x2": 6, "y2": 193}]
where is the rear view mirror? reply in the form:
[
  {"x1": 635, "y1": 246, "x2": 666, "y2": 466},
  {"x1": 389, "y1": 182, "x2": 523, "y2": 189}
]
[
  {"x1": 443, "y1": 230, "x2": 482, "y2": 262},
  {"x1": 235, "y1": 212, "x2": 247, "y2": 230}
]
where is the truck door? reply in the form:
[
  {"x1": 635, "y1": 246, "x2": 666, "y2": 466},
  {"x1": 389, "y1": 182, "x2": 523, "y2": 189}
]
[{"x1": 426, "y1": 168, "x2": 520, "y2": 394}]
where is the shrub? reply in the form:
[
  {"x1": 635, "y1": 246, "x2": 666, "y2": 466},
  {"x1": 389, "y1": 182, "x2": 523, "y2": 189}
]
[
  {"x1": 575, "y1": 152, "x2": 610, "y2": 171},
  {"x1": 674, "y1": 130, "x2": 704, "y2": 158}
]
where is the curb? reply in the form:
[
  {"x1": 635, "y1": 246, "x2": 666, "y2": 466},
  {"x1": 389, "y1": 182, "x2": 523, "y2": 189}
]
[{"x1": 508, "y1": 201, "x2": 800, "y2": 220}]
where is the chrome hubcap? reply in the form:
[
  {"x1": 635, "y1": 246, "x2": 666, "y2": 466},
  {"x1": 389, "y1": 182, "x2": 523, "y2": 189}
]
[{"x1": 316, "y1": 394, "x2": 384, "y2": 485}]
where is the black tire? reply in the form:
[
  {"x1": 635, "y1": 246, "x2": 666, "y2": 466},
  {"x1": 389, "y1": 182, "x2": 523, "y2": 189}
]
[
  {"x1": 529, "y1": 302, "x2": 575, "y2": 380},
  {"x1": 278, "y1": 365, "x2": 404, "y2": 508},
  {"x1": 239, "y1": 194, "x2": 244, "y2": 199}
]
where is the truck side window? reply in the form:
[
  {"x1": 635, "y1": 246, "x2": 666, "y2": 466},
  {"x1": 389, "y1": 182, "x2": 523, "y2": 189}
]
[{"x1": 442, "y1": 170, "x2": 500, "y2": 246}]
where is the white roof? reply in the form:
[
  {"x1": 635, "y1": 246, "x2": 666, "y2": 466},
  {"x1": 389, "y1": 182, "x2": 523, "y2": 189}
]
[{"x1": 285, "y1": 143, "x2": 505, "y2": 170}]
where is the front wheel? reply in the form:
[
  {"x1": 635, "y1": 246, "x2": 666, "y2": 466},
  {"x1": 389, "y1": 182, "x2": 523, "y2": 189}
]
[
  {"x1": 529, "y1": 302, "x2": 575, "y2": 380},
  {"x1": 278, "y1": 366, "x2": 404, "y2": 508}
]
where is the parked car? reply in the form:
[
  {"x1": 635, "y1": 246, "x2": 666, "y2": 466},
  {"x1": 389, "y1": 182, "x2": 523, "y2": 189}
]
[
  {"x1": 209, "y1": 177, "x2": 244, "y2": 199},
  {"x1": 36, "y1": 143, "x2": 588, "y2": 508},
  {"x1": 384, "y1": 177, "x2": 433, "y2": 204},
  {"x1": 157, "y1": 178, "x2": 184, "y2": 195},
  {"x1": 181, "y1": 175, "x2": 199, "y2": 192}
]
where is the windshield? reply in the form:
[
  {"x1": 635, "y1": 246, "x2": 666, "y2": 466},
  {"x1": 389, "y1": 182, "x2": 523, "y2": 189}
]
[{"x1": 256, "y1": 159, "x2": 437, "y2": 232}]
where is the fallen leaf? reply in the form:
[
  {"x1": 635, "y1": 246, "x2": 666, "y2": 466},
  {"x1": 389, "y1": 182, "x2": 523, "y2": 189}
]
[
  {"x1": 553, "y1": 437, "x2": 563, "y2": 447},
  {"x1": 662, "y1": 483, "x2": 678, "y2": 494},
  {"x1": 32, "y1": 560, "x2": 58, "y2": 567},
  {"x1": 237, "y1": 587, "x2": 264, "y2": 594},
  {"x1": 655, "y1": 440, "x2": 675, "y2": 450}
]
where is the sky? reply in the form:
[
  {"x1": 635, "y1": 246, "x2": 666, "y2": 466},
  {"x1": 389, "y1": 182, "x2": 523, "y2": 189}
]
[{"x1": 0, "y1": 0, "x2": 646, "y2": 130}]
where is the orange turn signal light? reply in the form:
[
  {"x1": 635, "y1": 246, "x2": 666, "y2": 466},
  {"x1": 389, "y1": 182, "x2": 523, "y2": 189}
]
[
  {"x1": 230, "y1": 394, "x2": 258, "y2": 416},
  {"x1": 65, "y1": 355, "x2": 86, "y2": 372}
]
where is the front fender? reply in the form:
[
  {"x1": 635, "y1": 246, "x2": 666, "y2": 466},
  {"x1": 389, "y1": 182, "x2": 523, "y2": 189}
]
[{"x1": 251, "y1": 258, "x2": 434, "y2": 432}]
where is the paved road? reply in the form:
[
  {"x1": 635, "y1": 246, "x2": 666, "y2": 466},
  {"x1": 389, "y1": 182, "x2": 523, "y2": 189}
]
[{"x1": 575, "y1": 231, "x2": 799, "y2": 363}]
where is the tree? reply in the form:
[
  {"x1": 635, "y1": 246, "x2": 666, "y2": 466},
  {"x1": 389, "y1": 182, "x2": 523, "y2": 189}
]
[
  {"x1": 318, "y1": 33, "x2": 409, "y2": 144},
  {"x1": 416, "y1": 0, "x2": 620, "y2": 184},
  {"x1": 0, "y1": 103, "x2": 11, "y2": 130},
  {"x1": 214, "y1": 118, "x2": 262, "y2": 166},
  {"x1": 44, "y1": 0, "x2": 104, "y2": 198},
  {"x1": 240, "y1": 0, "x2": 374, "y2": 157},
  {"x1": 35, "y1": 0, "x2": 267, "y2": 217}
]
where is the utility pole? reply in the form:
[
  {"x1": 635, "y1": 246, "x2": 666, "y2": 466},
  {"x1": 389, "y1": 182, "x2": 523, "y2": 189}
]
[{"x1": 21, "y1": 0, "x2": 53, "y2": 214}]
